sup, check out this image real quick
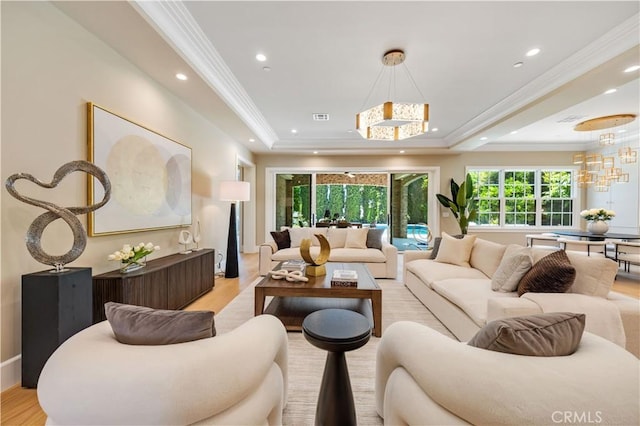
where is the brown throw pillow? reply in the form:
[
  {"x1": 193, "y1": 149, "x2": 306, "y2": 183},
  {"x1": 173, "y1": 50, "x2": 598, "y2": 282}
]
[
  {"x1": 517, "y1": 250, "x2": 576, "y2": 296},
  {"x1": 467, "y1": 312, "x2": 586, "y2": 356},
  {"x1": 270, "y1": 229, "x2": 291, "y2": 250},
  {"x1": 105, "y1": 302, "x2": 215, "y2": 345}
]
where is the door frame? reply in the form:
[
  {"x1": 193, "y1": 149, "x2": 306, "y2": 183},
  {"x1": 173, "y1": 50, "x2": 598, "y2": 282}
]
[{"x1": 265, "y1": 166, "x2": 440, "y2": 242}]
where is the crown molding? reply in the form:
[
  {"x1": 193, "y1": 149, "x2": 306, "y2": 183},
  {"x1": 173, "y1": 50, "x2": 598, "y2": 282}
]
[
  {"x1": 132, "y1": 1, "x2": 277, "y2": 149},
  {"x1": 446, "y1": 13, "x2": 640, "y2": 150}
]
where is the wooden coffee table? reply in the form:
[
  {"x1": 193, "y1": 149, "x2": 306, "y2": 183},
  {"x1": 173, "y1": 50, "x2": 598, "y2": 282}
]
[{"x1": 255, "y1": 263, "x2": 382, "y2": 337}]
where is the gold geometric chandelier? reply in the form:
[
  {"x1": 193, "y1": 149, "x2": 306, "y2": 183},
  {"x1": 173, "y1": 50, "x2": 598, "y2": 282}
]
[
  {"x1": 573, "y1": 114, "x2": 636, "y2": 191},
  {"x1": 356, "y1": 50, "x2": 429, "y2": 141}
]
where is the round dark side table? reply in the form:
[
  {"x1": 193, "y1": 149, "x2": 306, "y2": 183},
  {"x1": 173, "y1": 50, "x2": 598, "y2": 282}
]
[{"x1": 302, "y1": 308, "x2": 372, "y2": 426}]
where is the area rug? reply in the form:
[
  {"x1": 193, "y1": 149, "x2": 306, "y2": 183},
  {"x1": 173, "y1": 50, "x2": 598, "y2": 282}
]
[{"x1": 215, "y1": 278, "x2": 456, "y2": 426}]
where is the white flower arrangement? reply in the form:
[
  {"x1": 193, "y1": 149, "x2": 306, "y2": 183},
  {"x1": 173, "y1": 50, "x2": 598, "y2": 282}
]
[
  {"x1": 108, "y1": 242, "x2": 160, "y2": 265},
  {"x1": 580, "y1": 208, "x2": 615, "y2": 222}
]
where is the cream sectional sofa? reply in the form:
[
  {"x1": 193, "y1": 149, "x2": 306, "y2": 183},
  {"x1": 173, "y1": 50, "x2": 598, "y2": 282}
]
[
  {"x1": 376, "y1": 321, "x2": 640, "y2": 425},
  {"x1": 404, "y1": 236, "x2": 640, "y2": 357},
  {"x1": 260, "y1": 226, "x2": 398, "y2": 279}
]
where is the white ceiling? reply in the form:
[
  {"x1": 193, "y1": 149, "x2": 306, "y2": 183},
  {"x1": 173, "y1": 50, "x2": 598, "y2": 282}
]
[{"x1": 55, "y1": 1, "x2": 640, "y2": 155}]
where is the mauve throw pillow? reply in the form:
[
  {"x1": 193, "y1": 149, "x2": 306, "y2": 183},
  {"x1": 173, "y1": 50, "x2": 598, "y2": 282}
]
[
  {"x1": 366, "y1": 228, "x2": 385, "y2": 249},
  {"x1": 105, "y1": 302, "x2": 215, "y2": 345},
  {"x1": 467, "y1": 312, "x2": 585, "y2": 356},
  {"x1": 517, "y1": 250, "x2": 576, "y2": 296},
  {"x1": 270, "y1": 229, "x2": 291, "y2": 250}
]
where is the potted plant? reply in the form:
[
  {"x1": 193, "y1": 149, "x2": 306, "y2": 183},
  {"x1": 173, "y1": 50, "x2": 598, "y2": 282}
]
[{"x1": 436, "y1": 173, "x2": 477, "y2": 234}]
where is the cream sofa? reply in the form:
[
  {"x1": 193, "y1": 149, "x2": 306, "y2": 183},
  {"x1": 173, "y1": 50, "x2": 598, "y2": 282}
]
[
  {"x1": 404, "y1": 237, "x2": 640, "y2": 357},
  {"x1": 260, "y1": 227, "x2": 398, "y2": 279},
  {"x1": 376, "y1": 321, "x2": 640, "y2": 425},
  {"x1": 38, "y1": 315, "x2": 288, "y2": 425}
]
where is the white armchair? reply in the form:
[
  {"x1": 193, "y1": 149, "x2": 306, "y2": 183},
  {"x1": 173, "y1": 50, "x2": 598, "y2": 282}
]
[
  {"x1": 38, "y1": 314, "x2": 288, "y2": 425},
  {"x1": 376, "y1": 321, "x2": 639, "y2": 426}
]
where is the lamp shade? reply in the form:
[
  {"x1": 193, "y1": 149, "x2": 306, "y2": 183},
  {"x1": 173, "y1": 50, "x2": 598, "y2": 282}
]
[{"x1": 219, "y1": 181, "x2": 250, "y2": 202}]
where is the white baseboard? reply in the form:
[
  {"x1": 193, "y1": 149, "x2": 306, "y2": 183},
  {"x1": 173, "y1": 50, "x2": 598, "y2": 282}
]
[{"x1": 1, "y1": 355, "x2": 21, "y2": 391}]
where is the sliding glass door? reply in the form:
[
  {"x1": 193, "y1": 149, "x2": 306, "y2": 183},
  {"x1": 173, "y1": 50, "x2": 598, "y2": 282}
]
[
  {"x1": 390, "y1": 173, "x2": 430, "y2": 250},
  {"x1": 268, "y1": 168, "x2": 438, "y2": 251},
  {"x1": 274, "y1": 174, "x2": 311, "y2": 229}
]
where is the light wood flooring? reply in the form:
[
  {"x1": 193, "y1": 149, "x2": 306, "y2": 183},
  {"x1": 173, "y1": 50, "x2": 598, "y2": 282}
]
[{"x1": 1, "y1": 252, "x2": 637, "y2": 425}]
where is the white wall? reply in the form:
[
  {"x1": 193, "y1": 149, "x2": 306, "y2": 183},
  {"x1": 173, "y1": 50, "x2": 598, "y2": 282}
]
[{"x1": 1, "y1": 1, "x2": 253, "y2": 389}]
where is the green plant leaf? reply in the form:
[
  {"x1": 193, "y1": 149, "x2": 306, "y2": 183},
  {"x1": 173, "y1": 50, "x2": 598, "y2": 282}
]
[
  {"x1": 465, "y1": 173, "x2": 474, "y2": 200},
  {"x1": 450, "y1": 179, "x2": 459, "y2": 204},
  {"x1": 436, "y1": 194, "x2": 454, "y2": 209},
  {"x1": 468, "y1": 209, "x2": 477, "y2": 222},
  {"x1": 456, "y1": 181, "x2": 468, "y2": 208}
]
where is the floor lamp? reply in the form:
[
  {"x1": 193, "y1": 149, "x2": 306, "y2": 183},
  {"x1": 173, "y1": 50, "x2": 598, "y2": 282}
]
[{"x1": 220, "y1": 180, "x2": 250, "y2": 278}]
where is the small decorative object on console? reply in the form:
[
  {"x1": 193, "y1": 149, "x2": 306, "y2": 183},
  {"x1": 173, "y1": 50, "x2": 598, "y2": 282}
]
[
  {"x1": 331, "y1": 269, "x2": 358, "y2": 287},
  {"x1": 108, "y1": 242, "x2": 160, "y2": 273},
  {"x1": 179, "y1": 230, "x2": 193, "y2": 254}
]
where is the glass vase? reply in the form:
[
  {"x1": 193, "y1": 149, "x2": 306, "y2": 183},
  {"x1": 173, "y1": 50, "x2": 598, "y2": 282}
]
[{"x1": 120, "y1": 258, "x2": 146, "y2": 273}]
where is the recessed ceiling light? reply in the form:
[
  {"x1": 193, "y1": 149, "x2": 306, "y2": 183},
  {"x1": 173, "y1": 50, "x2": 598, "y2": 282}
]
[
  {"x1": 291, "y1": 129, "x2": 298, "y2": 134},
  {"x1": 249, "y1": 138, "x2": 255, "y2": 142},
  {"x1": 526, "y1": 48, "x2": 540, "y2": 57},
  {"x1": 175, "y1": 73, "x2": 188, "y2": 81},
  {"x1": 604, "y1": 88, "x2": 617, "y2": 95},
  {"x1": 480, "y1": 136, "x2": 488, "y2": 141},
  {"x1": 624, "y1": 65, "x2": 640, "y2": 73},
  {"x1": 510, "y1": 130, "x2": 518, "y2": 134},
  {"x1": 513, "y1": 62, "x2": 523, "y2": 68},
  {"x1": 399, "y1": 150, "x2": 405, "y2": 154},
  {"x1": 256, "y1": 53, "x2": 267, "y2": 62},
  {"x1": 431, "y1": 127, "x2": 438, "y2": 132},
  {"x1": 618, "y1": 129, "x2": 627, "y2": 133},
  {"x1": 313, "y1": 151, "x2": 318, "y2": 154}
]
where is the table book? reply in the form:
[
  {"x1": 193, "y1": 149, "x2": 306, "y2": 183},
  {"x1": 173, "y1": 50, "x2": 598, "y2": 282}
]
[{"x1": 331, "y1": 269, "x2": 358, "y2": 287}]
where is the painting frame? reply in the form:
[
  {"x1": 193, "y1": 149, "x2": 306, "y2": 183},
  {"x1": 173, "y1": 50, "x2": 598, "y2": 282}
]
[{"x1": 87, "y1": 102, "x2": 192, "y2": 236}]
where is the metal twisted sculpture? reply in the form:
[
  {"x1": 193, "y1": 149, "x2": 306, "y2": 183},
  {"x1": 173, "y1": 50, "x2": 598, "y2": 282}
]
[{"x1": 5, "y1": 160, "x2": 111, "y2": 272}]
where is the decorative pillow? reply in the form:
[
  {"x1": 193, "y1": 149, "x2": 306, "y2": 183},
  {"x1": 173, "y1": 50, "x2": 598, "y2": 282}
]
[
  {"x1": 105, "y1": 302, "x2": 215, "y2": 345},
  {"x1": 517, "y1": 250, "x2": 576, "y2": 296},
  {"x1": 366, "y1": 228, "x2": 385, "y2": 250},
  {"x1": 289, "y1": 227, "x2": 317, "y2": 248},
  {"x1": 429, "y1": 237, "x2": 442, "y2": 259},
  {"x1": 430, "y1": 234, "x2": 464, "y2": 259},
  {"x1": 345, "y1": 228, "x2": 369, "y2": 249},
  {"x1": 467, "y1": 312, "x2": 585, "y2": 356},
  {"x1": 326, "y1": 228, "x2": 348, "y2": 249},
  {"x1": 434, "y1": 232, "x2": 477, "y2": 267},
  {"x1": 270, "y1": 229, "x2": 291, "y2": 250},
  {"x1": 491, "y1": 245, "x2": 533, "y2": 292}
]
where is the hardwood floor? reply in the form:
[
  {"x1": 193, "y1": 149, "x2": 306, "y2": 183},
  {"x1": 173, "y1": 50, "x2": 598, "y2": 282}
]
[{"x1": 1, "y1": 252, "x2": 637, "y2": 425}]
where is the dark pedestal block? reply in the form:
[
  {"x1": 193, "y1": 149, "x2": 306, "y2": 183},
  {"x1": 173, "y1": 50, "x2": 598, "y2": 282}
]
[{"x1": 22, "y1": 267, "x2": 93, "y2": 388}]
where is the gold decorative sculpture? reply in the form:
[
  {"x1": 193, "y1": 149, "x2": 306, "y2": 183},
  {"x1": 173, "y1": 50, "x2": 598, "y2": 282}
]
[{"x1": 300, "y1": 234, "x2": 331, "y2": 276}]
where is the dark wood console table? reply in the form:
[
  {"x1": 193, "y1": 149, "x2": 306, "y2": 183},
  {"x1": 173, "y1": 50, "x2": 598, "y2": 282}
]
[{"x1": 92, "y1": 249, "x2": 215, "y2": 323}]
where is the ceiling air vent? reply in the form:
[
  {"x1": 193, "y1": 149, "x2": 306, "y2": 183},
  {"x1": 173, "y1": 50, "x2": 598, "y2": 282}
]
[
  {"x1": 313, "y1": 113, "x2": 330, "y2": 121},
  {"x1": 557, "y1": 115, "x2": 586, "y2": 123}
]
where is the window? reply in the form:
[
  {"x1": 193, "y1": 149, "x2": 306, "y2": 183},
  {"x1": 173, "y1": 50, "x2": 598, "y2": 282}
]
[{"x1": 468, "y1": 168, "x2": 576, "y2": 228}]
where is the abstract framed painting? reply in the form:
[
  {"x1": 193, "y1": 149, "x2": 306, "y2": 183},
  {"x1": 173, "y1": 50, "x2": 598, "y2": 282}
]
[{"x1": 87, "y1": 102, "x2": 192, "y2": 236}]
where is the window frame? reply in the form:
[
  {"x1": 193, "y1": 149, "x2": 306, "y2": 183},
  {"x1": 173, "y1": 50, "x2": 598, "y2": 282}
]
[{"x1": 466, "y1": 166, "x2": 581, "y2": 231}]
